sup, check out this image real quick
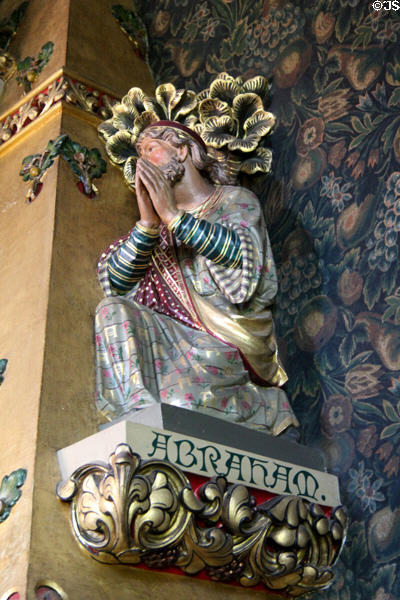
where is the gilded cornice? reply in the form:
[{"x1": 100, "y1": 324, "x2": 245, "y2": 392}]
[{"x1": 0, "y1": 69, "x2": 119, "y2": 153}]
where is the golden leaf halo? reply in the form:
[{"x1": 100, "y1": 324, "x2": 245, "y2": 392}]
[{"x1": 98, "y1": 72, "x2": 275, "y2": 187}]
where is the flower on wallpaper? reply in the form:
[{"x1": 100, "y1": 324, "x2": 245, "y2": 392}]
[
  {"x1": 368, "y1": 148, "x2": 380, "y2": 168},
  {"x1": 377, "y1": 19, "x2": 400, "y2": 45},
  {"x1": 348, "y1": 461, "x2": 385, "y2": 513},
  {"x1": 383, "y1": 456, "x2": 399, "y2": 479},
  {"x1": 320, "y1": 394, "x2": 353, "y2": 437},
  {"x1": 321, "y1": 171, "x2": 353, "y2": 212},
  {"x1": 345, "y1": 363, "x2": 382, "y2": 400},
  {"x1": 296, "y1": 117, "x2": 325, "y2": 157},
  {"x1": 347, "y1": 460, "x2": 372, "y2": 492}
]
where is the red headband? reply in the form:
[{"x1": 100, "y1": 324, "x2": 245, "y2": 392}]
[{"x1": 145, "y1": 120, "x2": 207, "y2": 153}]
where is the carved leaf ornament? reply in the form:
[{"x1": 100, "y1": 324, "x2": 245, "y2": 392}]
[
  {"x1": 20, "y1": 135, "x2": 107, "y2": 202},
  {"x1": 57, "y1": 444, "x2": 347, "y2": 597},
  {"x1": 0, "y1": 468, "x2": 27, "y2": 523},
  {"x1": 0, "y1": 2, "x2": 29, "y2": 83},
  {"x1": 98, "y1": 72, "x2": 275, "y2": 188},
  {"x1": 111, "y1": 4, "x2": 149, "y2": 62},
  {"x1": 16, "y1": 41, "x2": 54, "y2": 93},
  {"x1": 0, "y1": 358, "x2": 7, "y2": 385}
]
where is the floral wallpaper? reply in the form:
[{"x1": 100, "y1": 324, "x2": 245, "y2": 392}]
[{"x1": 132, "y1": 0, "x2": 400, "y2": 597}]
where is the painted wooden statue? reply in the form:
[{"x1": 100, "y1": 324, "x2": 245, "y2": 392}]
[{"x1": 95, "y1": 73, "x2": 299, "y2": 435}]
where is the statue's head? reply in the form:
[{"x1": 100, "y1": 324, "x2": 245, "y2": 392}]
[
  {"x1": 98, "y1": 75, "x2": 275, "y2": 189},
  {"x1": 136, "y1": 122, "x2": 230, "y2": 185}
]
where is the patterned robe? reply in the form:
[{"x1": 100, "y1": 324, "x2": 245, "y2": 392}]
[{"x1": 94, "y1": 185, "x2": 299, "y2": 435}]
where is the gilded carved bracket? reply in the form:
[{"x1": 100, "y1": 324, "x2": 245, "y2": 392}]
[{"x1": 57, "y1": 443, "x2": 347, "y2": 597}]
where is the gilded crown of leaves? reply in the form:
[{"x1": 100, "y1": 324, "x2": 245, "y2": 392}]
[{"x1": 98, "y1": 72, "x2": 275, "y2": 187}]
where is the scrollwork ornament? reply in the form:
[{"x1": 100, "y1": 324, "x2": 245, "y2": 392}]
[{"x1": 58, "y1": 444, "x2": 347, "y2": 597}]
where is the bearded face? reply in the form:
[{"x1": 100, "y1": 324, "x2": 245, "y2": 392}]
[
  {"x1": 136, "y1": 134, "x2": 186, "y2": 185},
  {"x1": 159, "y1": 155, "x2": 185, "y2": 184}
]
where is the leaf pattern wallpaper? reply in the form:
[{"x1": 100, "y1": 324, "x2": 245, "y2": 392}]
[{"x1": 131, "y1": 0, "x2": 400, "y2": 597}]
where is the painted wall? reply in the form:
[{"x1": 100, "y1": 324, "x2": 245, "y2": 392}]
[{"x1": 132, "y1": 0, "x2": 400, "y2": 598}]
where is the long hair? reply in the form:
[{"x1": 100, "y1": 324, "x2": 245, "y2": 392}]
[{"x1": 137, "y1": 127, "x2": 231, "y2": 185}]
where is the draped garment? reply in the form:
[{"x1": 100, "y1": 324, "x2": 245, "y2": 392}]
[{"x1": 94, "y1": 185, "x2": 299, "y2": 435}]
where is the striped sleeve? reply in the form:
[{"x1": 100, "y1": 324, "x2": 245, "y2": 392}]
[
  {"x1": 107, "y1": 223, "x2": 159, "y2": 294},
  {"x1": 170, "y1": 213, "x2": 242, "y2": 269}
]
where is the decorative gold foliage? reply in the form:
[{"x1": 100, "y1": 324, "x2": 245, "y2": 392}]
[
  {"x1": 153, "y1": 84, "x2": 197, "y2": 120},
  {"x1": 209, "y1": 76, "x2": 242, "y2": 103},
  {"x1": 244, "y1": 109, "x2": 275, "y2": 137},
  {"x1": 196, "y1": 74, "x2": 274, "y2": 173},
  {"x1": 202, "y1": 115, "x2": 234, "y2": 148},
  {"x1": 242, "y1": 75, "x2": 270, "y2": 97},
  {"x1": 58, "y1": 444, "x2": 347, "y2": 597},
  {"x1": 241, "y1": 147, "x2": 273, "y2": 175},
  {"x1": 98, "y1": 71, "x2": 275, "y2": 186},
  {"x1": 232, "y1": 92, "x2": 264, "y2": 125},
  {"x1": 198, "y1": 98, "x2": 230, "y2": 121},
  {"x1": 106, "y1": 131, "x2": 136, "y2": 164}
]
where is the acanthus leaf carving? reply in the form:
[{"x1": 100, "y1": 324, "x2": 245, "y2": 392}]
[{"x1": 57, "y1": 443, "x2": 348, "y2": 597}]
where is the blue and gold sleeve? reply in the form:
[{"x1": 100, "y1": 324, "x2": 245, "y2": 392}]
[{"x1": 107, "y1": 223, "x2": 159, "y2": 293}]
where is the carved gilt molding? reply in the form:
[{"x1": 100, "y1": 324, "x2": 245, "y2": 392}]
[
  {"x1": 57, "y1": 443, "x2": 347, "y2": 597},
  {"x1": 0, "y1": 74, "x2": 117, "y2": 148}
]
